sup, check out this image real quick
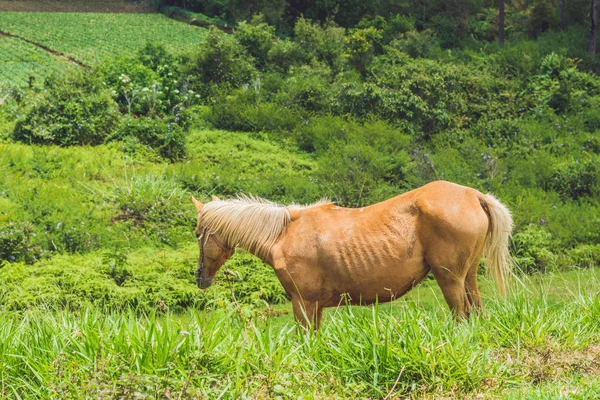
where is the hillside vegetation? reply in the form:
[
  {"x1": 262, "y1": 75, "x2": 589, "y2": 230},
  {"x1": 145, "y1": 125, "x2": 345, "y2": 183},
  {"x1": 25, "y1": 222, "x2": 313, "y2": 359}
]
[
  {"x1": 2, "y1": 11, "x2": 599, "y2": 276},
  {"x1": 0, "y1": 5, "x2": 599, "y2": 397}
]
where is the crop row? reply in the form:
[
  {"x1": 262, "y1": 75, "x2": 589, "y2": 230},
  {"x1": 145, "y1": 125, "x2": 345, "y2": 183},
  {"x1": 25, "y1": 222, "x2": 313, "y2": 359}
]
[
  {"x1": 0, "y1": 35, "x2": 70, "y2": 86},
  {"x1": 0, "y1": 12, "x2": 207, "y2": 66}
]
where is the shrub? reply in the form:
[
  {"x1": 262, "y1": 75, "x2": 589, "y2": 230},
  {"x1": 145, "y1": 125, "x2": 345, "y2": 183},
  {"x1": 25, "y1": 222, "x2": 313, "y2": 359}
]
[
  {"x1": 221, "y1": 251, "x2": 287, "y2": 306},
  {"x1": 385, "y1": 14, "x2": 415, "y2": 40},
  {"x1": 345, "y1": 27, "x2": 383, "y2": 74},
  {"x1": 266, "y1": 39, "x2": 305, "y2": 73},
  {"x1": 292, "y1": 116, "x2": 411, "y2": 206},
  {"x1": 208, "y1": 88, "x2": 302, "y2": 133},
  {"x1": 512, "y1": 224, "x2": 558, "y2": 273},
  {"x1": 467, "y1": 8, "x2": 497, "y2": 41},
  {"x1": 317, "y1": 141, "x2": 409, "y2": 207},
  {"x1": 293, "y1": 18, "x2": 347, "y2": 74},
  {"x1": 99, "y1": 46, "x2": 194, "y2": 117},
  {"x1": 390, "y1": 30, "x2": 441, "y2": 59},
  {"x1": 582, "y1": 96, "x2": 600, "y2": 132},
  {"x1": 549, "y1": 158, "x2": 599, "y2": 201},
  {"x1": 567, "y1": 244, "x2": 600, "y2": 268},
  {"x1": 171, "y1": 129, "x2": 320, "y2": 204},
  {"x1": 137, "y1": 42, "x2": 177, "y2": 72},
  {"x1": 527, "y1": 0, "x2": 557, "y2": 38},
  {"x1": 13, "y1": 71, "x2": 120, "y2": 146},
  {"x1": 0, "y1": 221, "x2": 43, "y2": 264},
  {"x1": 113, "y1": 114, "x2": 187, "y2": 160},
  {"x1": 426, "y1": 14, "x2": 463, "y2": 49},
  {"x1": 184, "y1": 26, "x2": 256, "y2": 96},
  {"x1": 521, "y1": 53, "x2": 599, "y2": 114},
  {"x1": 277, "y1": 64, "x2": 336, "y2": 112},
  {"x1": 233, "y1": 16, "x2": 275, "y2": 70}
]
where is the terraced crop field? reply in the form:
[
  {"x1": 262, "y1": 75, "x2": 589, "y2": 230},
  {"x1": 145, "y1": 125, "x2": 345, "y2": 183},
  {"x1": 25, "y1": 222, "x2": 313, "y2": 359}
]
[
  {"x1": 0, "y1": 12, "x2": 207, "y2": 67},
  {"x1": 0, "y1": 33, "x2": 72, "y2": 86}
]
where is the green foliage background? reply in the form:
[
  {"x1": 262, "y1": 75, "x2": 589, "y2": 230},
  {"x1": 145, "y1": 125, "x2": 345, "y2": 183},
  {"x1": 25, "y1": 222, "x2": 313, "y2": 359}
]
[{"x1": 0, "y1": 4, "x2": 599, "y2": 313}]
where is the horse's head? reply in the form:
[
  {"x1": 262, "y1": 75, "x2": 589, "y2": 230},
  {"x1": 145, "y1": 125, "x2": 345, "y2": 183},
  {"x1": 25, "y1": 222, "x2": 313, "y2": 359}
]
[{"x1": 192, "y1": 196, "x2": 235, "y2": 289}]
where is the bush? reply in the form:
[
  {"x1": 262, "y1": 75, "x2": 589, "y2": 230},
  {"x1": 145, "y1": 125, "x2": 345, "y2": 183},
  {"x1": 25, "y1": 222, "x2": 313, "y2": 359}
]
[
  {"x1": 99, "y1": 45, "x2": 196, "y2": 117},
  {"x1": 339, "y1": 52, "x2": 515, "y2": 134},
  {"x1": 549, "y1": 158, "x2": 599, "y2": 201},
  {"x1": 317, "y1": 141, "x2": 408, "y2": 207},
  {"x1": 233, "y1": 16, "x2": 276, "y2": 70},
  {"x1": 208, "y1": 88, "x2": 302, "y2": 133},
  {"x1": 345, "y1": 27, "x2": 383, "y2": 74},
  {"x1": 266, "y1": 39, "x2": 305, "y2": 73},
  {"x1": 13, "y1": 71, "x2": 120, "y2": 146},
  {"x1": 277, "y1": 64, "x2": 336, "y2": 112},
  {"x1": 385, "y1": 14, "x2": 415, "y2": 40},
  {"x1": 292, "y1": 116, "x2": 411, "y2": 206},
  {"x1": 520, "y1": 53, "x2": 599, "y2": 114},
  {"x1": 390, "y1": 30, "x2": 441, "y2": 59},
  {"x1": 113, "y1": 114, "x2": 188, "y2": 160},
  {"x1": 512, "y1": 224, "x2": 558, "y2": 273},
  {"x1": 426, "y1": 14, "x2": 463, "y2": 49},
  {"x1": 0, "y1": 221, "x2": 43, "y2": 264},
  {"x1": 293, "y1": 18, "x2": 347, "y2": 74},
  {"x1": 527, "y1": 0, "x2": 557, "y2": 38},
  {"x1": 582, "y1": 96, "x2": 600, "y2": 132},
  {"x1": 0, "y1": 246, "x2": 289, "y2": 312},
  {"x1": 567, "y1": 244, "x2": 600, "y2": 268},
  {"x1": 184, "y1": 26, "x2": 256, "y2": 96},
  {"x1": 170, "y1": 129, "x2": 320, "y2": 204}
]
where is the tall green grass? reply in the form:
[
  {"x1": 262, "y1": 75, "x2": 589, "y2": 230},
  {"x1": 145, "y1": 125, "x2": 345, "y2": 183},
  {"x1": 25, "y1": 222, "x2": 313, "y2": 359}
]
[{"x1": 1, "y1": 270, "x2": 599, "y2": 398}]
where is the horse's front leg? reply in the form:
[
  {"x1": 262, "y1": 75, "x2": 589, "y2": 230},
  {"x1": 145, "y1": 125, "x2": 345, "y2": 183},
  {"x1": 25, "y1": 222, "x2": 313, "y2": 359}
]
[{"x1": 291, "y1": 298, "x2": 323, "y2": 331}]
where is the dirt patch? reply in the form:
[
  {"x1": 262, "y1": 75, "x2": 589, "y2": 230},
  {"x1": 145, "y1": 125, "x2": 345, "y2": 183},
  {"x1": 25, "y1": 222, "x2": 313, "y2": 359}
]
[
  {"x1": 524, "y1": 344, "x2": 600, "y2": 383},
  {"x1": 497, "y1": 343, "x2": 600, "y2": 384},
  {"x1": 406, "y1": 344, "x2": 600, "y2": 399},
  {"x1": 0, "y1": 0, "x2": 155, "y2": 13}
]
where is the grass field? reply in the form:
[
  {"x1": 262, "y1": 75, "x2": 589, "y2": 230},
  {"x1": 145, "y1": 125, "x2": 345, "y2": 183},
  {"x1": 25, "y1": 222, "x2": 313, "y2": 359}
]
[
  {"x1": 0, "y1": 12, "x2": 206, "y2": 83},
  {"x1": 1, "y1": 269, "x2": 599, "y2": 398}
]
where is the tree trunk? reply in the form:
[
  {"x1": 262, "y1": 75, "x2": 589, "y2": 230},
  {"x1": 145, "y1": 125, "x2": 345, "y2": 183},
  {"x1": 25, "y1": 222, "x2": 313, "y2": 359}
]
[
  {"x1": 498, "y1": 0, "x2": 505, "y2": 46},
  {"x1": 590, "y1": 0, "x2": 598, "y2": 56},
  {"x1": 560, "y1": 0, "x2": 565, "y2": 30}
]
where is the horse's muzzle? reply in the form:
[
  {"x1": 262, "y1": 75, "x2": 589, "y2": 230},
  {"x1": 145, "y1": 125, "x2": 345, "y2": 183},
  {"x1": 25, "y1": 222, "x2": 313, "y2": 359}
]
[{"x1": 195, "y1": 265, "x2": 213, "y2": 289}]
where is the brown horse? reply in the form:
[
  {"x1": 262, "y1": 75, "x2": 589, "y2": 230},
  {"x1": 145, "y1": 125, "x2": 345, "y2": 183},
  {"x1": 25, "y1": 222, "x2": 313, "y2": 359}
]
[{"x1": 192, "y1": 180, "x2": 513, "y2": 329}]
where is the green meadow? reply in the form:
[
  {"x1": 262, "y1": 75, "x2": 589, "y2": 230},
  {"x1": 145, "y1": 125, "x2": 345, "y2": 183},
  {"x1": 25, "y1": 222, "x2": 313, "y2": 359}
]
[{"x1": 2, "y1": 271, "x2": 600, "y2": 398}]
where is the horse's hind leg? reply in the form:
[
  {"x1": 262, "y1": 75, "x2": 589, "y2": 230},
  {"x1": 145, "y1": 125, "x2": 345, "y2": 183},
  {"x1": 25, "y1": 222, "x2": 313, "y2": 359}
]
[
  {"x1": 432, "y1": 271, "x2": 468, "y2": 319},
  {"x1": 465, "y1": 260, "x2": 483, "y2": 312},
  {"x1": 427, "y1": 253, "x2": 470, "y2": 319}
]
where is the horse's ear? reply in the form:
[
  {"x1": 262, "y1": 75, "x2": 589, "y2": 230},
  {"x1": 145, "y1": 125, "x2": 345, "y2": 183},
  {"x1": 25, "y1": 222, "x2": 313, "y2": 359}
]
[
  {"x1": 211, "y1": 195, "x2": 220, "y2": 202},
  {"x1": 192, "y1": 196, "x2": 204, "y2": 212}
]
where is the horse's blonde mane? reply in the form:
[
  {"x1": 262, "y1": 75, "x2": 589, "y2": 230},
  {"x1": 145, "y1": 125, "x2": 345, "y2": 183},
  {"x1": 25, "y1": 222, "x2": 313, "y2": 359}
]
[{"x1": 200, "y1": 195, "x2": 330, "y2": 258}]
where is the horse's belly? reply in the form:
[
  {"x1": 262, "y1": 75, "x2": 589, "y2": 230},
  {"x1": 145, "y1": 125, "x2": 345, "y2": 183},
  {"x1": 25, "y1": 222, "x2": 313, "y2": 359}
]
[{"x1": 324, "y1": 260, "x2": 430, "y2": 306}]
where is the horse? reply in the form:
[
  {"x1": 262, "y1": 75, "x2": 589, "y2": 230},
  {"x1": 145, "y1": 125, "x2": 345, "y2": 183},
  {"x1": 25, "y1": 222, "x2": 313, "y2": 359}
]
[{"x1": 192, "y1": 180, "x2": 513, "y2": 329}]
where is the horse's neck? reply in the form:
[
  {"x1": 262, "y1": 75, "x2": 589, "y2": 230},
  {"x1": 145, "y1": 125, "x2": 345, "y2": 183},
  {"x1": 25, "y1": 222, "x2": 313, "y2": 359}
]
[{"x1": 210, "y1": 203, "x2": 289, "y2": 264}]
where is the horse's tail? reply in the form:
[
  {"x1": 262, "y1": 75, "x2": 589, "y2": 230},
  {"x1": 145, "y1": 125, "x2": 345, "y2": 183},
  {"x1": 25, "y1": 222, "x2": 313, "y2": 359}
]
[{"x1": 479, "y1": 193, "x2": 513, "y2": 296}]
